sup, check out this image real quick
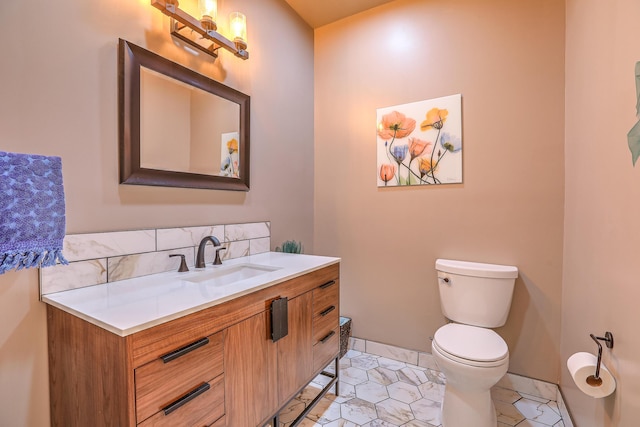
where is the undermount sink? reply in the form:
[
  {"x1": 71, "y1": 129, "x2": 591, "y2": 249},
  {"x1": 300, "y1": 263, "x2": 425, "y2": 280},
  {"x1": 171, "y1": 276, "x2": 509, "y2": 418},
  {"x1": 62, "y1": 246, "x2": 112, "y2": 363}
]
[{"x1": 183, "y1": 263, "x2": 281, "y2": 287}]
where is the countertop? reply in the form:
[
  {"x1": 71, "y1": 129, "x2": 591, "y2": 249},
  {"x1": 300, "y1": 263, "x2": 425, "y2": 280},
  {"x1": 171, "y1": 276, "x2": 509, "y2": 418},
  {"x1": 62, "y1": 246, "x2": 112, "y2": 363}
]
[{"x1": 42, "y1": 252, "x2": 340, "y2": 337}]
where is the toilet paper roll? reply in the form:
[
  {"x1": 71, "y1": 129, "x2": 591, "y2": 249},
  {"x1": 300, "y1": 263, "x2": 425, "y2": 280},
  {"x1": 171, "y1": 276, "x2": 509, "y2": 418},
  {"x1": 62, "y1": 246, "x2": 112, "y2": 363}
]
[{"x1": 567, "y1": 352, "x2": 616, "y2": 398}]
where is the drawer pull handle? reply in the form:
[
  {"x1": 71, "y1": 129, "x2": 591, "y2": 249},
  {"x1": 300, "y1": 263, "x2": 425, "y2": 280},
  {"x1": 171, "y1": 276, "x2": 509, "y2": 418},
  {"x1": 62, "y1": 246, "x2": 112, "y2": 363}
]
[
  {"x1": 319, "y1": 280, "x2": 336, "y2": 289},
  {"x1": 320, "y1": 330, "x2": 336, "y2": 343},
  {"x1": 161, "y1": 337, "x2": 209, "y2": 363},
  {"x1": 320, "y1": 305, "x2": 336, "y2": 317},
  {"x1": 162, "y1": 382, "x2": 210, "y2": 416}
]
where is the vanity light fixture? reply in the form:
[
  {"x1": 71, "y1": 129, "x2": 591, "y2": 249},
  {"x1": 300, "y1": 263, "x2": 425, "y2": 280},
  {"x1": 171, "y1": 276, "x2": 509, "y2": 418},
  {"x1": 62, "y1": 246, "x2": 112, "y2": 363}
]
[{"x1": 151, "y1": 0, "x2": 249, "y2": 60}]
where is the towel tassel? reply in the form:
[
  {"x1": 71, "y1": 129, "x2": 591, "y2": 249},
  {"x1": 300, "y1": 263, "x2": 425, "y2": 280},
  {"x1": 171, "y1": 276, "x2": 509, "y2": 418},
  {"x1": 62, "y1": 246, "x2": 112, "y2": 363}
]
[{"x1": 0, "y1": 249, "x2": 68, "y2": 274}]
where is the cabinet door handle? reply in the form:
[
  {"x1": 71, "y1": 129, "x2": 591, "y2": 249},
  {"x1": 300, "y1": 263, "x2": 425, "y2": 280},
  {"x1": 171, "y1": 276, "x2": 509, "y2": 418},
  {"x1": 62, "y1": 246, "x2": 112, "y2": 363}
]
[
  {"x1": 160, "y1": 337, "x2": 209, "y2": 363},
  {"x1": 271, "y1": 297, "x2": 289, "y2": 342},
  {"x1": 319, "y1": 280, "x2": 336, "y2": 289},
  {"x1": 162, "y1": 382, "x2": 210, "y2": 416},
  {"x1": 320, "y1": 330, "x2": 336, "y2": 343},
  {"x1": 320, "y1": 305, "x2": 336, "y2": 317}
]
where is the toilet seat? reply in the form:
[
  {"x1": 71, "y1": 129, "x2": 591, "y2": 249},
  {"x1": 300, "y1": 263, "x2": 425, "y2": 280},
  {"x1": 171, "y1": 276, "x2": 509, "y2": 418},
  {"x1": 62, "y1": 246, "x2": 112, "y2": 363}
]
[{"x1": 433, "y1": 323, "x2": 508, "y2": 368}]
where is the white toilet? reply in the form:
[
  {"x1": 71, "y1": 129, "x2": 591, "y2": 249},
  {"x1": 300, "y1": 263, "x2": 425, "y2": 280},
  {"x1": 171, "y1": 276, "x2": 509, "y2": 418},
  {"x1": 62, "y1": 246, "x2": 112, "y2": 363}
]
[{"x1": 431, "y1": 259, "x2": 518, "y2": 427}]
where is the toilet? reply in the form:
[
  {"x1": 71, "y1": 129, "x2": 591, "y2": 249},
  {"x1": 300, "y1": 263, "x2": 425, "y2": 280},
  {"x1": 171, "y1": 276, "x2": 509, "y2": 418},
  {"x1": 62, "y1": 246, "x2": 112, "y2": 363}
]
[{"x1": 431, "y1": 259, "x2": 518, "y2": 427}]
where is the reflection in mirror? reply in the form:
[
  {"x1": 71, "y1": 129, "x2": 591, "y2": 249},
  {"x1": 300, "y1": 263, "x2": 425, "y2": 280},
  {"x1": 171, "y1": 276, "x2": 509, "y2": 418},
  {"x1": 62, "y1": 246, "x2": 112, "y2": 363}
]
[
  {"x1": 140, "y1": 67, "x2": 240, "y2": 177},
  {"x1": 118, "y1": 39, "x2": 250, "y2": 191}
]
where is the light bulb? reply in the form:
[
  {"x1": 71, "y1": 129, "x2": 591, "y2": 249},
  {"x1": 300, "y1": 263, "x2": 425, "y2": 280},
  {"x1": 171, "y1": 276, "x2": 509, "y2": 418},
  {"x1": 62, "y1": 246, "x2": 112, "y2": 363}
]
[
  {"x1": 199, "y1": 0, "x2": 217, "y2": 31},
  {"x1": 229, "y1": 12, "x2": 247, "y2": 49}
]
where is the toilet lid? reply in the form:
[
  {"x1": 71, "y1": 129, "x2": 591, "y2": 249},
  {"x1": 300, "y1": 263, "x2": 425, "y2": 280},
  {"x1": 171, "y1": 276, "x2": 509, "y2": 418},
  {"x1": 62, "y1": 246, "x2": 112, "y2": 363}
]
[{"x1": 433, "y1": 324, "x2": 508, "y2": 362}]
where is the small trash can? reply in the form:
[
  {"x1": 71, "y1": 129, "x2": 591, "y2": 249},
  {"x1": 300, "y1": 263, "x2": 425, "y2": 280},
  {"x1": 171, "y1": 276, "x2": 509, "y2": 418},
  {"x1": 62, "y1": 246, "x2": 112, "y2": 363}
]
[{"x1": 339, "y1": 316, "x2": 352, "y2": 358}]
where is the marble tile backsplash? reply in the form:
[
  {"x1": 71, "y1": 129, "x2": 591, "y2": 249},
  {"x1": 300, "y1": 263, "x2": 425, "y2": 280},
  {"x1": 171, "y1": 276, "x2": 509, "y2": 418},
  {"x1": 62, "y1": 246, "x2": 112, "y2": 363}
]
[
  {"x1": 40, "y1": 221, "x2": 271, "y2": 297},
  {"x1": 62, "y1": 230, "x2": 156, "y2": 262}
]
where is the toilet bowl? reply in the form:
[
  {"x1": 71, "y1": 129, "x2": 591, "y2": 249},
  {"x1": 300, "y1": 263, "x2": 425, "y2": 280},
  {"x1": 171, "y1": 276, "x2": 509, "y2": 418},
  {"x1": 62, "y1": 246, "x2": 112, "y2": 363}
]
[
  {"x1": 433, "y1": 259, "x2": 518, "y2": 427},
  {"x1": 432, "y1": 323, "x2": 509, "y2": 427}
]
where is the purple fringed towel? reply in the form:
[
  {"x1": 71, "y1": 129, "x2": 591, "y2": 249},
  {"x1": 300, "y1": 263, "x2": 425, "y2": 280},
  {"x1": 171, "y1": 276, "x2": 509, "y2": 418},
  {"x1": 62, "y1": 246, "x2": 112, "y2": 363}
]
[{"x1": 0, "y1": 151, "x2": 68, "y2": 274}]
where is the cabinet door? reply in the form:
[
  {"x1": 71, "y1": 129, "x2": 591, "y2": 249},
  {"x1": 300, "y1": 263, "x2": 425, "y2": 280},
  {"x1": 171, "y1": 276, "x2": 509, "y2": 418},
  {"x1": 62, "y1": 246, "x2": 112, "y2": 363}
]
[
  {"x1": 277, "y1": 292, "x2": 313, "y2": 406},
  {"x1": 224, "y1": 311, "x2": 277, "y2": 427}
]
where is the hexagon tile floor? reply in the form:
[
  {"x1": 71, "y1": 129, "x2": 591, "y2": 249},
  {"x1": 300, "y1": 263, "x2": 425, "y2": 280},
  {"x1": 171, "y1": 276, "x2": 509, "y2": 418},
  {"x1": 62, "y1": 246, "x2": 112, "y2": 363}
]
[{"x1": 278, "y1": 349, "x2": 568, "y2": 427}]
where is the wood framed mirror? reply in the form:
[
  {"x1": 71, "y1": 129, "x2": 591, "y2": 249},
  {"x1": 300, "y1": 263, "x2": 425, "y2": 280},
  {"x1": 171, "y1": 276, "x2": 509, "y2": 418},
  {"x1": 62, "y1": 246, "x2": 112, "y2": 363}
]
[{"x1": 118, "y1": 39, "x2": 250, "y2": 191}]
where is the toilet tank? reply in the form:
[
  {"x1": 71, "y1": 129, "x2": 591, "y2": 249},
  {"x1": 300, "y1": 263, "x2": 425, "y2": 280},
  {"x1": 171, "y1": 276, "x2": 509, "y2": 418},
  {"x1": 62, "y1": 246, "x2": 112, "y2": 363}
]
[{"x1": 435, "y1": 259, "x2": 518, "y2": 328}]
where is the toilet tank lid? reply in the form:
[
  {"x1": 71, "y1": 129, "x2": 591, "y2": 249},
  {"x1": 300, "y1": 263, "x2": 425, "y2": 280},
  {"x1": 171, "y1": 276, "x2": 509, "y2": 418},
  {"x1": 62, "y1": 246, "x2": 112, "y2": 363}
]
[{"x1": 435, "y1": 259, "x2": 518, "y2": 279}]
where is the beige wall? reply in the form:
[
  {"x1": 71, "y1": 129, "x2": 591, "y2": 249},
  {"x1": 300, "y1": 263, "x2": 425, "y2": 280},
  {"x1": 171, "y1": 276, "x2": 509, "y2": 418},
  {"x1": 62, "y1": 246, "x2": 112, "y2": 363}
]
[
  {"x1": 0, "y1": 0, "x2": 313, "y2": 425},
  {"x1": 314, "y1": 0, "x2": 566, "y2": 383},
  {"x1": 562, "y1": 0, "x2": 640, "y2": 425}
]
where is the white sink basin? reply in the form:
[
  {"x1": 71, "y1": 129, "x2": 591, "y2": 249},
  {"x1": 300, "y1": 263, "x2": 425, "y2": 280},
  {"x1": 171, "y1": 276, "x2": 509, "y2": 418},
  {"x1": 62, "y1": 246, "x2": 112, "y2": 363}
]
[{"x1": 183, "y1": 263, "x2": 281, "y2": 287}]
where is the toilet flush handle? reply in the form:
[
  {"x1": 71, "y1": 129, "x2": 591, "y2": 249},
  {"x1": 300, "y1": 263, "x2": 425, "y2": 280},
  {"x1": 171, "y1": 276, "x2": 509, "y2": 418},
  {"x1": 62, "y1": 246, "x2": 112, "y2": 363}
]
[{"x1": 440, "y1": 276, "x2": 451, "y2": 284}]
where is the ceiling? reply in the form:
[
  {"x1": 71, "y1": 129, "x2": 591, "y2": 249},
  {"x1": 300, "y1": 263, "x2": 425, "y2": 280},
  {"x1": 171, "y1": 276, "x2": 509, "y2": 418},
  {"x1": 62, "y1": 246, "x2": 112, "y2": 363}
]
[{"x1": 283, "y1": 0, "x2": 395, "y2": 28}]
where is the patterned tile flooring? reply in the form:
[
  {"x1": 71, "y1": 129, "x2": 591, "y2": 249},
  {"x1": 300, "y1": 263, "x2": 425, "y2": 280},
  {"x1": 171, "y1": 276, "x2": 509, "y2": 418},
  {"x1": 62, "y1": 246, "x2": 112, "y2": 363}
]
[{"x1": 279, "y1": 349, "x2": 566, "y2": 427}]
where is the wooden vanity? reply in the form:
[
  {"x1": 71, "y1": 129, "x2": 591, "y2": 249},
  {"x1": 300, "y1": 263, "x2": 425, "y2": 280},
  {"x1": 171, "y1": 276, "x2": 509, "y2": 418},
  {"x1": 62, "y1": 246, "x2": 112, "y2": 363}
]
[{"x1": 46, "y1": 258, "x2": 340, "y2": 427}]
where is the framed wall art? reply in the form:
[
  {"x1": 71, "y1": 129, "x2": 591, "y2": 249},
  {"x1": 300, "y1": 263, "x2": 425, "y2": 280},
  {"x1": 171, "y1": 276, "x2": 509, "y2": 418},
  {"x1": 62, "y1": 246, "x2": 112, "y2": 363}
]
[{"x1": 377, "y1": 94, "x2": 462, "y2": 187}]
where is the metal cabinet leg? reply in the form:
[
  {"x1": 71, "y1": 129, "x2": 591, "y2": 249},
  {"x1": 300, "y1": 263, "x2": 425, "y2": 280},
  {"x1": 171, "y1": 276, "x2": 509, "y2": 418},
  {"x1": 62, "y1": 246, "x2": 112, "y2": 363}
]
[
  {"x1": 334, "y1": 356, "x2": 340, "y2": 396},
  {"x1": 289, "y1": 356, "x2": 341, "y2": 426}
]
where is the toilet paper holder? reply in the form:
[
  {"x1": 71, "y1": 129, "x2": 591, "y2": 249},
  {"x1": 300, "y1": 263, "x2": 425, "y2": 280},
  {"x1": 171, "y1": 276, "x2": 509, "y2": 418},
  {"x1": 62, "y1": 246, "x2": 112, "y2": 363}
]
[{"x1": 588, "y1": 332, "x2": 614, "y2": 386}]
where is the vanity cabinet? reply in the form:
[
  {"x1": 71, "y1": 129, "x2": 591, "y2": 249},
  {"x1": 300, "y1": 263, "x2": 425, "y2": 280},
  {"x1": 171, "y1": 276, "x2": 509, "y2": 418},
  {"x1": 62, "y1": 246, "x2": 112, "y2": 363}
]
[{"x1": 47, "y1": 262, "x2": 339, "y2": 427}]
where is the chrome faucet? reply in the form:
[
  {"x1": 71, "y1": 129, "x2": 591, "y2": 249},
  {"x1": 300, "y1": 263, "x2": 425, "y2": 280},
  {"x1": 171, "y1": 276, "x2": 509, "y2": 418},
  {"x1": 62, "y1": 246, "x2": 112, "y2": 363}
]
[{"x1": 195, "y1": 236, "x2": 226, "y2": 268}]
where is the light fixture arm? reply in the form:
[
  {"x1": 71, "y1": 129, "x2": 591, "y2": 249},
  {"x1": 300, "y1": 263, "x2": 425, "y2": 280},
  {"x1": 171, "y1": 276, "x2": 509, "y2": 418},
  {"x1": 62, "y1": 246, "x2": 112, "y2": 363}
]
[{"x1": 151, "y1": 0, "x2": 249, "y2": 60}]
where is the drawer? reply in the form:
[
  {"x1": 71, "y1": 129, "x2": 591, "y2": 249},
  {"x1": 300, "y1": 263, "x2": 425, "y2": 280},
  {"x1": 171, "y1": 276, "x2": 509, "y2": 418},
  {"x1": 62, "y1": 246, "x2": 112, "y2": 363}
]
[
  {"x1": 313, "y1": 278, "x2": 339, "y2": 343},
  {"x1": 313, "y1": 326, "x2": 339, "y2": 373},
  {"x1": 313, "y1": 306, "x2": 339, "y2": 343},
  {"x1": 135, "y1": 332, "x2": 224, "y2": 424},
  {"x1": 312, "y1": 279, "x2": 339, "y2": 318},
  {"x1": 138, "y1": 375, "x2": 225, "y2": 427}
]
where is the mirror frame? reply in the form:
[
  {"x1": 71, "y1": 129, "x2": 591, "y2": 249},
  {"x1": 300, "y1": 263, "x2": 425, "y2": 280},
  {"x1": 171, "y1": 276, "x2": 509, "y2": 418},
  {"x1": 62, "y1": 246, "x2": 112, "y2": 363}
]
[{"x1": 118, "y1": 39, "x2": 250, "y2": 191}]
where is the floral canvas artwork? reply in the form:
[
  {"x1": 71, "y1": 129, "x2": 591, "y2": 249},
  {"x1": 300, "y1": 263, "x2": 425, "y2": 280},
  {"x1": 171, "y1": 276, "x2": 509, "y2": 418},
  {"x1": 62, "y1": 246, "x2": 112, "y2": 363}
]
[
  {"x1": 377, "y1": 94, "x2": 462, "y2": 187},
  {"x1": 220, "y1": 131, "x2": 240, "y2": 178}
]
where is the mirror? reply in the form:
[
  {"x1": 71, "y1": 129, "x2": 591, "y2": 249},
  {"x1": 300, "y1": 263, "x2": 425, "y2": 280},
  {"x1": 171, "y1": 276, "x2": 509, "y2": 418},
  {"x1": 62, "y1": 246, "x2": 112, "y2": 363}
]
[{"x1": 118, "y1": 39, "x2": 250, "y2": 190}]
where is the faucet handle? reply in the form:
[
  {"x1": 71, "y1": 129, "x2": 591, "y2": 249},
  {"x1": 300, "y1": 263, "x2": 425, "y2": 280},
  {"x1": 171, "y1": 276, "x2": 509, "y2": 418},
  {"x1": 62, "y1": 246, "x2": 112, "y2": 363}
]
[
  {"x1": 213, "y1": 247, "x2": 226, "y2": 265},
  {"x1": 169, "y1": 254, "x2": 189, "y2": 272}
]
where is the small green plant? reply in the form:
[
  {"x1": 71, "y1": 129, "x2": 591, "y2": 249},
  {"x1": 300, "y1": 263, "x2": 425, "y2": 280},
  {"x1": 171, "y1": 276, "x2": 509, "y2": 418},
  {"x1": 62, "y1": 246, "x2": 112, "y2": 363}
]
[{"x1": 275, "y1": 240, "x2": 303, "y2": 254}]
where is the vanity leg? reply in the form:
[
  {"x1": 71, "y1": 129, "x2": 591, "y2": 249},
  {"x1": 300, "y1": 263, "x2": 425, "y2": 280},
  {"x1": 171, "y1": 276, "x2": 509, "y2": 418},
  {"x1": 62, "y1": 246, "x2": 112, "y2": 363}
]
[{"x1": 334, "y1": 356, "x2": 340, "y2": 396}]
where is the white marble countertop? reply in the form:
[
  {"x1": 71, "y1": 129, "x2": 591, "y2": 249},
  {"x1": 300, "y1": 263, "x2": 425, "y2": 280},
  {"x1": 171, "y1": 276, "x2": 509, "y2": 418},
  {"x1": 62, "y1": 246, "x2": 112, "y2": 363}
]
[{"x1": 43, "y1": 252, "x2": 340, "y2": 337}]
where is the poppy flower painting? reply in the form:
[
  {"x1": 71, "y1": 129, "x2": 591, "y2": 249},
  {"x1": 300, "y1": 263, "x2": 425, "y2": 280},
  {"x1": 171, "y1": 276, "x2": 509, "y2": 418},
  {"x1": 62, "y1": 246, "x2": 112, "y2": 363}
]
[
  {"x1": 377, "y1": 94, "x2": 462, "y2": 187},
  {"x1": 220, "y1": 131, "x2": 240, "y2": 178}
]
